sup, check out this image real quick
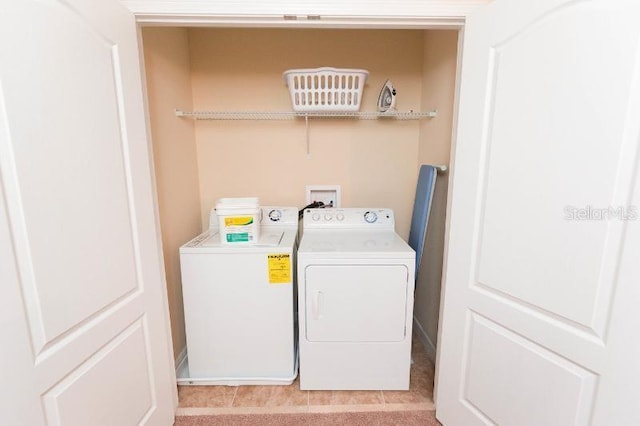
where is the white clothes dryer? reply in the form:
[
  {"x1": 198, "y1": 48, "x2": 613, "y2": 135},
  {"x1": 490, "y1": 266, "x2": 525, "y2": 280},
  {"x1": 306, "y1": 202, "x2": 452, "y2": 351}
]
[
  {"x1": 297, "y1": 208, "x2": 416, "y2": 390},
  {"x1": 178, "y1": 206, "x2": 298, "y2": 385}
]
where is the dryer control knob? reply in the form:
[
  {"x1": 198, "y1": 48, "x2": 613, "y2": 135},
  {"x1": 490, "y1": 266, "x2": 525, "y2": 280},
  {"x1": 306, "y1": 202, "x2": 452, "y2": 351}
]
[
  {"x1": 336, "y1": 213, "x2": 345, "y2": 221},
  {"x1": 324, "y1": 213, "x2": 333, "y2": 221},
  {"x1": 312, "y1": 213, "x2": 320, "y2": 221},
  {"x1": 364, "y1": 211, "x2": 378, "y2": 223}
]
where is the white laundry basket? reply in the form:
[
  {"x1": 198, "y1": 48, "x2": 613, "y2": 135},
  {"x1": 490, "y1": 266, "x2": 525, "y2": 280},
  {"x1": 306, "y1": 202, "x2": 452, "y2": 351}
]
[{"x1": 283, "y1": 67, "x2": 369, "y2": 112}]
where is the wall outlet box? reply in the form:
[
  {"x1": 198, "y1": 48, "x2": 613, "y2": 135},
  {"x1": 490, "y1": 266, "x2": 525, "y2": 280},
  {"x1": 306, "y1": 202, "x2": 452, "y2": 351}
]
[{"x1": 306, "y1": 185, "x2": 341, "y2": 208}]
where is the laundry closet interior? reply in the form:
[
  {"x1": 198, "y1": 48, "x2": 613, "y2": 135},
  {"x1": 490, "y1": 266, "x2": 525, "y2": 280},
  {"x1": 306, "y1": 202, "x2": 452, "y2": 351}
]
[{"x1": 141, "y1": 25, "x2": 459, "y2": 386}]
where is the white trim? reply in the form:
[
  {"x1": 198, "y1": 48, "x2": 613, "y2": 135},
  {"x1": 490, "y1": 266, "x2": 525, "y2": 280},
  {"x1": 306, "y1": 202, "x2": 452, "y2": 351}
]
[
  {"x1": 120, "y1": 0, "x2": 491, "y2": 26},
  {"x1": 132, "y1": 16, "x2": 465, "y2": 29},
  {"x1": 135, "y1": 24, "x2": 179, "y2": 412},
  {"x1": 413, "y1": 317, "x2": 437, "y2": 362},
  {"x1": 433, "y1": 25, "x2": 465, "y2": 406}
]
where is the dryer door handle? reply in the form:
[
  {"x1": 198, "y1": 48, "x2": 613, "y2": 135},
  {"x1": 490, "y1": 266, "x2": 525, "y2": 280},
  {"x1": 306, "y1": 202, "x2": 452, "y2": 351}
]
[{"x1": 313, "y1": 291, "x2": 324, "y2": 320}]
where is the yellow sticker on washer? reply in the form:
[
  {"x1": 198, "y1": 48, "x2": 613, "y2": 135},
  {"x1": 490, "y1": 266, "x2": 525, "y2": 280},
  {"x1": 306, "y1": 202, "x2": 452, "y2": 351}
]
[{"x1": 267, "y1": 254, "x2": 291, "y2": 284}]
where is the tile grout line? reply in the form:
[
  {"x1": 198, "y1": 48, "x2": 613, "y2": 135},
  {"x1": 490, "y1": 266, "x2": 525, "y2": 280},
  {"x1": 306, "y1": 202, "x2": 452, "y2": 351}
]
[{"x1": 229, "y1": 387, "x2": 238, "y2": 408}]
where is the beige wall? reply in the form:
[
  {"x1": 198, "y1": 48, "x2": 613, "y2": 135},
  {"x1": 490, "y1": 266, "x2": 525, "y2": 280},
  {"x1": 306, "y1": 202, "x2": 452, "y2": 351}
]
[
  {"x1": 142, "y1": 27, "x2": 201, "y2": 362},
  {"x1": 188, "y1": 28, "x2": 425, "y2": 239},
  {"x1": 418, "y1": 30, "x2": 458, "y2": 166},
  {"x1": 414, "y1": 30, "x2": 459, "y2": 359},
  {"x1": 142, "y1": 27, "x2": 459, "y2": 362}
]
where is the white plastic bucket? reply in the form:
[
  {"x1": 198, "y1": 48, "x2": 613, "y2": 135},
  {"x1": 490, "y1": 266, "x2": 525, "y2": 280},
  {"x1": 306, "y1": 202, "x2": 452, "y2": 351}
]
[{"x1": 215, "y1": 197, "x2": 261, "y2": 244}]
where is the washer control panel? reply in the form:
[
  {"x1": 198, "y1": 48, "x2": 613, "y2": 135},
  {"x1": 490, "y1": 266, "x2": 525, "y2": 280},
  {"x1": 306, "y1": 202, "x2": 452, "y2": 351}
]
[{"x1": 303, "y1": 208, "x2": 395, "y2": 230}]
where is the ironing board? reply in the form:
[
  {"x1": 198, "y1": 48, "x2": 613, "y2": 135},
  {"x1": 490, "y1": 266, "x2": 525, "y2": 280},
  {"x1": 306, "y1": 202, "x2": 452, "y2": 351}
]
[{"x1": 408, "y1": 165, "x2": 438, "y2": 276}]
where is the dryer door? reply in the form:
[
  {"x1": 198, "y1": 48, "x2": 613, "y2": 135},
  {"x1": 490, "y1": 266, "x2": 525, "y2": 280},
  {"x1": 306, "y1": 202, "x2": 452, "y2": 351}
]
[{"x1": 304, "y1": 264, "x2": 409, "y2": 342}]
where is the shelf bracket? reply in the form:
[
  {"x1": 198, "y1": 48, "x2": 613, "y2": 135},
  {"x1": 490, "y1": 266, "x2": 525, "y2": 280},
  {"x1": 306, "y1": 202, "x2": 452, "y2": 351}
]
[{"x1": 305, "y1": 113, "x2": 310, "y2": 157}]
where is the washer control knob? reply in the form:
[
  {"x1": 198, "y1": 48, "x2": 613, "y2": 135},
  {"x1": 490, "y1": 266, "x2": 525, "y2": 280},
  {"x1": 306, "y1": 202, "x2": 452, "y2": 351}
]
[
  {"x1": 312, "y1": 213, "x2": 320, "y2": 221},
  {"x1": 364, "y1": 211, "x2": 378, "y2": 223},
  {"x1": 336, "y1": 213, "x2": 345, "y2": 221},
  {"x1": 324, "y1": 213, "x2": 333, "y2": 221},
  {"x1": 268, "y1": 209, "x2": 282, "y2": 222}
]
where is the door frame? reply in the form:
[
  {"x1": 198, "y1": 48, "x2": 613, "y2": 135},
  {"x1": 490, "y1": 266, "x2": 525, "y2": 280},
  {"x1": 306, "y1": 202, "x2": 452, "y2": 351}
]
[
  {"x1": 125, "y1": 0, "x2": 477, "y2": 398},
  {"x1": 120, "y1": 0, "x2": 486, "y2": 28}
]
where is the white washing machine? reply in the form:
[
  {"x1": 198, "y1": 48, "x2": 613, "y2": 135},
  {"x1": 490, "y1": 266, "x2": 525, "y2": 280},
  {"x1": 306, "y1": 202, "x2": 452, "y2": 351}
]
[
  {"x1": 297, "y1": 208, "x2": 416, "y2": 390},
  {"x1": 178, "y1": 206, "x2": 298, "y2": 385}
]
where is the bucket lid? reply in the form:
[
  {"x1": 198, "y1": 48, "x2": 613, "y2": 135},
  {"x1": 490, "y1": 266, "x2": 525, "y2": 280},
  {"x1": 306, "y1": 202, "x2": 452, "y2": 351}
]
[{"x1": 215, "y1": 197, "x2": 259, "y2": 209}]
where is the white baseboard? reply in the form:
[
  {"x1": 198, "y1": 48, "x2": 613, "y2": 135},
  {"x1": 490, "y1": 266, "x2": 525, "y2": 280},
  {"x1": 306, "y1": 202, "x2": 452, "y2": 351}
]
[{"x1": 413, "y1": 317, "x2": 436, "y2": 363}]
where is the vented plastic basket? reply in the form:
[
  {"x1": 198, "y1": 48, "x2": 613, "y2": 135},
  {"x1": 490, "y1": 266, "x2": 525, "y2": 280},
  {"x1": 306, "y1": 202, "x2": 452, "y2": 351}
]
[{"x1": 283, "y1": 67, "x2": 369, "y2": 112}]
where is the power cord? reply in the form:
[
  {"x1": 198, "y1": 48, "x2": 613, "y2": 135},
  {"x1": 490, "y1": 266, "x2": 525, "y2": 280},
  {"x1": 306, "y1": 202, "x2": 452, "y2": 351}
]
[{"x1": 298, "y1": 201, "x2": 332, "y2": 219}]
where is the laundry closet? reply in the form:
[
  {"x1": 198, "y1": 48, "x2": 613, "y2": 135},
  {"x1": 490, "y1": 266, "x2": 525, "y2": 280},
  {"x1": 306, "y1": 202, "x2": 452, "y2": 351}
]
[{"x1": 141, "y1": 26, "x2": 459, "y2": 367}]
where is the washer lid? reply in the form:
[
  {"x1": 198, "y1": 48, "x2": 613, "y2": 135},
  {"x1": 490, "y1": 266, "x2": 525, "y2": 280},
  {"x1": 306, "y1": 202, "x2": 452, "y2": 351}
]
[
  {"x1": 181, "y1": 228, "x2": 295, "y2": 253},
  {"x1": 201, "y1": 230, "x2": 283, "y2": 247}
]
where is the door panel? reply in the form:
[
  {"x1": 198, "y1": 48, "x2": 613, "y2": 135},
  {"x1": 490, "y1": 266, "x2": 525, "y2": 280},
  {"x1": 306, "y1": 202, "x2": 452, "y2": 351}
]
[
  {"x1": 9, "y1": 0, "x2": 140, "y2": 348},
  {"x1": 436, "y1": 0, "x2": 640, "y2": 424},
  {"x1": 42, "y1": 321, "x2": 153, "y2": 425},
  {"x1": 475, "y1": 2, "x2": 639, "y2": 330},
  {"x1": 305, "y1": 265, "x2": 408, "y2": 342},
  {"x1": 0, "y1": 1, "x2": 176, "y2": 424},
  {"x1": 463, "y1": 314, "x2": 596, "y2": 426}
]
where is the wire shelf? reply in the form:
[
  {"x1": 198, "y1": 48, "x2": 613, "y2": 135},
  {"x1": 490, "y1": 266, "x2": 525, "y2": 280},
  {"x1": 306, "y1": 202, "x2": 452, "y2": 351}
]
[{"x1": 174, "y1": 109, "x2": 437, "y2": 120}]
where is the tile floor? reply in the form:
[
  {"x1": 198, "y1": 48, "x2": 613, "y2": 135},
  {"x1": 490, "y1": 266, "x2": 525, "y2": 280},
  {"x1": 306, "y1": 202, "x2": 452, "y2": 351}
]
[{"x1": 176, "y1": 336, "x2": 435, "y2": 416}]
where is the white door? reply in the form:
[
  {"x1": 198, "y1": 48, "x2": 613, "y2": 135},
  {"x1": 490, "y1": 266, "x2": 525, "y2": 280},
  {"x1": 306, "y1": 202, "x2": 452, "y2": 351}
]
[
  {"x1": 436, "y1": 0, "x2": 640, "y2": 425},
  {"x1": 0, "y1": 1, "x2": 177, "y2": 425}
]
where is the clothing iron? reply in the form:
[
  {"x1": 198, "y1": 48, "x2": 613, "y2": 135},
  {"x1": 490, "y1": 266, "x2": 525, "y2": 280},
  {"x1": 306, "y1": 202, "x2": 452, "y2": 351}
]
[{"x1": 377, "y1": 79, "x2": 397, "y2": 112}]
